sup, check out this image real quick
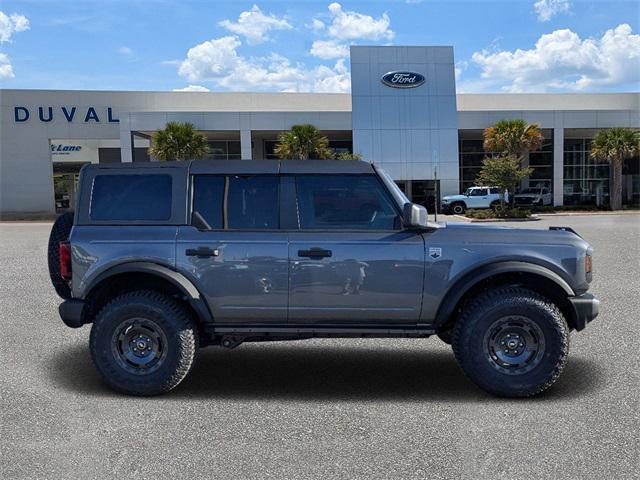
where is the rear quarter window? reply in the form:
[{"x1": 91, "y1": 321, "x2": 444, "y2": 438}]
[{"x1": 90, "y1": 174, "x2": 172, "y2": 221}]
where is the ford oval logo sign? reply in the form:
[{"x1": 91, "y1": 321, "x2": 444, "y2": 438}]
[{"x1": 381, "y1": 71, "x2": 425, "y2": 88}]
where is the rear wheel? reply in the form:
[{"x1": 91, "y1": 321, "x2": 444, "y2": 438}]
[
  {"x1": 90, "y1": 290, "x2": 198, "y2": 396},
  {"x1": 47, "y1": 211, "x2": 74, "y2": 299},
  {"x1": 451, "y1": 202, "x2": 466, "y2": 215},
  {"x1": 490, "y1": 200, "x2": 500, "y2": 210},
  {"x1": 452, "y1": 287, "x2": 569, "y2": 397}
]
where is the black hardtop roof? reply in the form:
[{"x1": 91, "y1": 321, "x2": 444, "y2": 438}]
[{"x1": 85, "y1": 159, "x2": 376, "y2": 175}]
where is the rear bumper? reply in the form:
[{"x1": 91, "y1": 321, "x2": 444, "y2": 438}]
[
  {"x1": 59, "y1": 299, "x2": 86, "y2": 328},
  {"x1": 569, "y1": 293, "x2": 599, "y2": 331}
]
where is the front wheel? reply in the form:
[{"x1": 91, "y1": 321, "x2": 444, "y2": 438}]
[
  {"x1": 452, "y1": 287, "x2": 569, "y2": 397},
  {"x1": 90, "y1": 291, "x2": 198, "y2": 396},
  {"x1": 451, "y1": 202, "x2": 466, "y2": 215}
]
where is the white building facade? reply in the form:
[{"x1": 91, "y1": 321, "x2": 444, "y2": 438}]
[{"x1": 1, "y1": 46, "x2": 638, "y2": 216}]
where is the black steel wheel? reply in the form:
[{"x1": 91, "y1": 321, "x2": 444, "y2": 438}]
[
  {"x1": 90, "y1": 290, "x2": 198, "y2": 396},
  {"x1": 452, "y1": 287, "x2": 569, "y2": 397},
  {"x1": 111, "y1": 318, "x2": 169, "y2": 375},
  {"x1": 482, "y1": 316, "x2": 545, "y2": 375}
]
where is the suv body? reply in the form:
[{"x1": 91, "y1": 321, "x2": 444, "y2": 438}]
[
  {"x1": 514, "y1": 186, "x2": 553, "y2": 206},
  {"x1": 441, "y1": 187, "x2": 506, "y2": 214},
  {"x1": 53, "y1": 160, "x2": 599, "y2": 397}
]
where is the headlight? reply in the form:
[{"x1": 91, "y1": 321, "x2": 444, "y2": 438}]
[{"x1": 442, "y1": 199, "x2": 449, "y2": 203}]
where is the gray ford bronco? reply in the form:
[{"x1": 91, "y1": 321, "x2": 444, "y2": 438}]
[{"x1": 48, "y1": 160, "x2": 599, "y2": 397}]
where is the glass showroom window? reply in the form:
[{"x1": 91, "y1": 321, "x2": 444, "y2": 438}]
[
  {"x1": 206, "y1": 141, "x2": 241, "y2": 160},
  {"x1": 528, "y1": 132, "x2": 553, "y2": 191},
  {"x1": 458, "y1": 137, "x2": 487, "y2": 193},
  {"x1": 563, "y1": 138, "x2": 610, "y2": 206}
]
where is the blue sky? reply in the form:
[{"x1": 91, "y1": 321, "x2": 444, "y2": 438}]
[{"x1": 0, "y1": 0, "x2": 638, "y2": 93}]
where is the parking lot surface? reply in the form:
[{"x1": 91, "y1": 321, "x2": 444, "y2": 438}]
[{"x1": 1, "y1": 214, "x2": 638, "y2": 479}]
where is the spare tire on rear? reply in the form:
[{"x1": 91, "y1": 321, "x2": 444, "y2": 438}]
[{"x1": 48, "y1": 211, "x2": 74, "y2": 299}]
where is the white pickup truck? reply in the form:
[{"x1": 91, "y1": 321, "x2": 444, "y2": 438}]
[
  {"x1": 441, "y1": 187, "x2": 506, "y2": 214},
  {"x1": 514, "y1": 186, "x2": 553, "y2": 206}
]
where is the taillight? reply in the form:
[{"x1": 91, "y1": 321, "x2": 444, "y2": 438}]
[{"x1": 59, "y1": 241, "x2": 71, "y2": 280}]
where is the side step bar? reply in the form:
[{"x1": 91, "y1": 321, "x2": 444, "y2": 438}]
[{"x1": 205, "y1": 324, "x2": 436, "y2": 338}]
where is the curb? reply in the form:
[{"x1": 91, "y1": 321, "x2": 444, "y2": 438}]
[
  {"x1": 461, "y1": 216, "x2": 541, "y2": 223},
  {"x1": 535, "y1": 211, "x2": 640, "y2": 216}
]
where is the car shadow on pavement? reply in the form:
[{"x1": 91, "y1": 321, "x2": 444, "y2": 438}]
[{"x1": 51, "y1": 342, "x2": 604, "y2": 402}]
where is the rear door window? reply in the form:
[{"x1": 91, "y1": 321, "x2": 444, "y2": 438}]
[
  {"x1": 191, "y1": 175, "x2": 279, "y2": 230},
  {"x1": 90, "y1": 174, "x2": 172, "y2": 221}
]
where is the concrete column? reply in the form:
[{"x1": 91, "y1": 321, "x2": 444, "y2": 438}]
[
  {"x1": 240, "y1": 130, "x2": 252, "y2": 160},
  {"x1": 553, "y1": 127, "x2": 564, "y2": 206},
  {"x1": 119, "y1": 115, "x2": 133, "y2": 163}
]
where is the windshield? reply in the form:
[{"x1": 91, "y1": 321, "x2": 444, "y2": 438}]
[{"x1": 376, "y1": 168, "x2": 410, "y2": 207}]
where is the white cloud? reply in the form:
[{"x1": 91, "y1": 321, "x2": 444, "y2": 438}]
[
  {"x1": 0, "y1": 11, "x2": 29, "y2": 43},
  {"x1": 177, "y1": 35, "x2": 350, "y2": 93},
  {"x1": 0, "y1": 52, "x2": 14, "y2": 79},
  {"x1": 471, "y1": 24, "x2": 640, "y2": 92},
  {"x1": 118, "y1": 46, "x2": 133, "y2": 56},
  {"x1": 534, "y1": 0, "x2": 570, "y2": 22},
  {"x1": 219, "y1": 5, "x2": 292, "y2": 45},
  {"x1": 173, "y1": 85, "x2": 210, "y2": 92},
  {"x1": 178, "y1": 36, "x2": 243, "y2": 82},
  {"x1": 310, "y1": 19, "x2": 325, "y2": 31},
  {"x1": 325, "y1": 3, "x2": 394, "y2": 41},
  {"x1": 310, "y1": 39, "x2": 349, "y2": 59}
]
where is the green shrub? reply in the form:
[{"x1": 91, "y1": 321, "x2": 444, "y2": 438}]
[{"x1": 465, "y1": 208, "x2": 532, "y2": 219}]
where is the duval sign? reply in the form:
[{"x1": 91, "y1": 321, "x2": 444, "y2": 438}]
[
  {"x1": 14, "y1": 106, "x2": 119, "y2": 123},
  {"x1": 381, "y1": 71, "x2": 425, "y2": 88}
]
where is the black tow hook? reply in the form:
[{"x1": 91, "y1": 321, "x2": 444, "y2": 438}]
[{"x1": 220, "y1": 336, "x2": 244, "y2": 349}]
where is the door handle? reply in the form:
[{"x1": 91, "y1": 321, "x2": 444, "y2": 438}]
[
  {"x1": 186, "y1": 247, "x2": 219, "y2": 258},
  {"x1": 298, "y1": 248, "x2": 332, "y2": 258}
]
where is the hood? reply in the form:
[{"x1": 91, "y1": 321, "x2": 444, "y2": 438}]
[
  {"x1": 442, "y1": 194, "x2": 466, "y2": 201},
  {"x1": 440, "y1": 222, "x2": 588, "y2": 248}
]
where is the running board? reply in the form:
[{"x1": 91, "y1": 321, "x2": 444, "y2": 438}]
[{"x1": 205, "y1": 324, "x2": 436, "y2": 338}]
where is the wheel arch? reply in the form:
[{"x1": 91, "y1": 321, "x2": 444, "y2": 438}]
[
  {"x1": 81, "y1": 262, "x2": 213, "y2": 325},
  {"x1": 434, "y1": 261, "x2": 577, "y2": 331}
]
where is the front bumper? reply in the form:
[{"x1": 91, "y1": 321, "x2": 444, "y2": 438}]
[
  {"x1": 569, "y1": 293, "x2": 599, "y2": 331},
  {"x1": 59, "y1": 299, "x2": 87, "y2": 328}
]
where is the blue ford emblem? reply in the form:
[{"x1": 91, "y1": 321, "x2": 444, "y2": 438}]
[{"x1": 381, "y1": 71, "x2": 425, "y2": 88}]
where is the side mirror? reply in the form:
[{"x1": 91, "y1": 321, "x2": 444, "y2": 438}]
[{"x1": 403, "y1": 203, "x2": 428, "y2": 229}]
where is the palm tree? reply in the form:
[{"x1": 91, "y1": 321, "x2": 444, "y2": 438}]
[
  {"x1": 274, "y1": 124, "x2": 334, "y2": 160},
  {"x1": 148, "y1": 122, "x2": 209, "y2": 161},
  {"x1": 483, "y1": 119, "x2": 544, "y2": 160},
  {"x1": 590, "y1": 127, "x2": 640, "y2": 210},
  {"x1": 482, "y1": 119, "x2": 544, "y2": 207},
  {"x1": 336, "y1": 151, "x2": 362, "y2": 161}
]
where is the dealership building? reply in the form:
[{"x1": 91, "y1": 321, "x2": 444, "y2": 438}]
[{"x1": 1, "y1": 45, "x2": 638, "y2": 216}]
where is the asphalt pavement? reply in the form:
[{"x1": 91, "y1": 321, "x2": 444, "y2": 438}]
[{"x1": 1, "y1": 214, "x2": 638, "y2": 479}]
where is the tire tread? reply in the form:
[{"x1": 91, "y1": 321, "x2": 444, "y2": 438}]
[
  {"x1": 451, "y1": 287, "x2": 569, "y2": 397},
  {"x1": 90, "y1": 290, "x2": 198, "y2": 396}
]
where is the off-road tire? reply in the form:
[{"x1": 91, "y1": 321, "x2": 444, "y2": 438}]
[
  {"x1": 47, "y1": 211, "x2": 74, "y2": 299},
  {"x1": 490, "y1": 200, "x2": 500, "y2": 210},
  {"x1": 452, "y1": 287, "x2": 569, "y2": 397},
  {"x1": 451, "y1": 202, "x2": 466, "y2": 215},
  {"x1": 90, "y1": 290, "x2": 198, "y2": 396}
]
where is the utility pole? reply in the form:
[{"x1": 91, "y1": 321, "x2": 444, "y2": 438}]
[{"x1": 433, "y1": 166, "x2": 439, "y2": 222}]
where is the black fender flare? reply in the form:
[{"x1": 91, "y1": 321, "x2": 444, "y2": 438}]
[
  {"x1": 434, "y1": 261, "x2": 575, "y2": 329},
  {"x1": 84, "y1": 262, "x2": 213, "y2": 323}
]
